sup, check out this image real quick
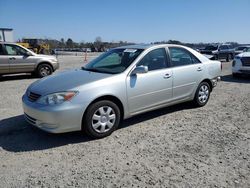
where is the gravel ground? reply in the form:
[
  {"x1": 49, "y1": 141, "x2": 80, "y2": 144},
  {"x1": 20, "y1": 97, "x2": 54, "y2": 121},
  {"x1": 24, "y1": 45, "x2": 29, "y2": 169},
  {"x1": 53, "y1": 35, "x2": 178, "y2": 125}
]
[{"x1": 0, "y1": 56, "x2": 249, "y2": 188}]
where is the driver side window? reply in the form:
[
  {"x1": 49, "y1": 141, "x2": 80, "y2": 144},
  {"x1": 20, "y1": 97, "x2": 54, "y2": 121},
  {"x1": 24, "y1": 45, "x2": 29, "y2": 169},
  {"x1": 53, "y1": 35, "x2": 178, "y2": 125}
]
[{"x1": 5, "y1": 44, "x2": 27, "y2": 56}]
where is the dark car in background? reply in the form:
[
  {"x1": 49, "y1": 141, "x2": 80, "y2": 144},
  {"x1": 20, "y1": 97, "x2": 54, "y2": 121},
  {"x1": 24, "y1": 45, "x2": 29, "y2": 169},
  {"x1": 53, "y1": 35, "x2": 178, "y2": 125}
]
[{"x1": 199, "y1": 44, "x2": 235, "y2": 62}]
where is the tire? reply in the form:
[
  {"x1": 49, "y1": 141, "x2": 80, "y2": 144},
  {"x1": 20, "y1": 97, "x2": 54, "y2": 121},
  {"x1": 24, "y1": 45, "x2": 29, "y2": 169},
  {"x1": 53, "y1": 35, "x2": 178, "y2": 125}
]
[
  {"x1": 37, "y1": 64, "x2": 53, "y2": 78},
  {"x1": 83, "y1": 100, "x2": 121, "y2": 138},
  {"x1": 193, "y1": 82, "x2": 211, "y2": 107}
]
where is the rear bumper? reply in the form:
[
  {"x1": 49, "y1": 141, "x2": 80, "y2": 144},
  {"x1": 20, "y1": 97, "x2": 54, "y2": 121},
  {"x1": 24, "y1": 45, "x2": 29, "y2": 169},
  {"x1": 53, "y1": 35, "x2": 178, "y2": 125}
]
[{"x1": 211, "y1": 76, "x2": 221, "y2": 87}]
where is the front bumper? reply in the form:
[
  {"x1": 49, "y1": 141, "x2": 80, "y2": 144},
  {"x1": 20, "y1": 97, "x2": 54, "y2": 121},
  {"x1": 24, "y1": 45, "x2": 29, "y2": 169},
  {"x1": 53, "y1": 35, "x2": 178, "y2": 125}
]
[
  {"x1": 233, "y1": 65, "x2": 250, "y2": 74},
  {"x1": 232, "y1": 58, "x2": 250, "y2": 74},
  {"x1": 22, "y1": 94, "x2": 84, "y2": 133},
  {"x1": 51, "y1": 62, "x2": 59, "y2": 71}
]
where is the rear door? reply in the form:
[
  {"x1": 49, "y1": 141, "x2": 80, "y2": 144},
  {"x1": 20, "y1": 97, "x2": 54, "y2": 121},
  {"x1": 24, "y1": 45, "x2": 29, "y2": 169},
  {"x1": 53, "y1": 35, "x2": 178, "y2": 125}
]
[
  {"x1": 168, "y1": 47, "x2": 204, "y2": 100},
  {"x1": 4, "y1": 44, "x2": 35, "y2": 73},
  {"x1": 0, "y1": 44, "x2": 9, "y2": 74},
  {"x1": 126, "y1": 48, "x2": 173, "y2": 113}
]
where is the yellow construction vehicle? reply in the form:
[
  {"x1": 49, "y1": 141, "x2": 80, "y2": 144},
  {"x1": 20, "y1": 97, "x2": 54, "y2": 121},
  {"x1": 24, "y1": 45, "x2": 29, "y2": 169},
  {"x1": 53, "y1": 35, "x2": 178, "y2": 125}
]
[{"x1": 17, "y1": 38, "x2": 50, "y2": 54}]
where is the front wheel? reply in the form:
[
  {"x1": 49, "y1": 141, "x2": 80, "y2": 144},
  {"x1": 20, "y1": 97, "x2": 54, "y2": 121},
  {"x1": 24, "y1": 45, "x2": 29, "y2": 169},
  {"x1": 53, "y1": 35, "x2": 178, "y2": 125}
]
[
  {"x1": 83, "y1": 100, "x2": 121, "y2": 138},
  {"x1": 193, "y1": 82, "x2": 211, "y2": 107},
  {"x1": 37, "y1": 64, "x2": 53, "y2": 78}
]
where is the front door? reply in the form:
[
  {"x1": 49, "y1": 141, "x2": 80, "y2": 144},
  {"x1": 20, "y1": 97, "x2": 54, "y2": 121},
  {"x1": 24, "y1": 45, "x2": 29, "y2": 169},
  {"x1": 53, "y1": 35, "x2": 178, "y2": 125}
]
[
  {"x1": 0, "y1": 44, "x2": 9, "y2": 74},
  {"x1": 126, "y1": 48, "x2": 173, "y2": 114},
  {"x1": 4, "y1": 44, "x2": 35, "y2": 74}
]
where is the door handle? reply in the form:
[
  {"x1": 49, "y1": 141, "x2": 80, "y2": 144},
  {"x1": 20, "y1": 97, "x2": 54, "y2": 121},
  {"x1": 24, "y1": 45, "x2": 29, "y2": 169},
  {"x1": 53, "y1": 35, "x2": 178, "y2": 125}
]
[
  {"x1": 197, "y1": 67, "x2": 202, "y2": 71},
  {"x1": 9, "y1": 57, "x2": 16, "y2": 60},
  {"x1": 163, "y1": 73, "x2": 172, "y2": 79}
]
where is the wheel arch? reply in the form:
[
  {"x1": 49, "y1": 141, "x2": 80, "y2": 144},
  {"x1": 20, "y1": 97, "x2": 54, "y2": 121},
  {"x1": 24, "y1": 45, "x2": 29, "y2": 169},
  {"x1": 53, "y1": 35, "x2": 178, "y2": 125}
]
[
  {"x1": 36, "y1": 61, "x2": 54, "y2": 71},
  {"x1": 81, "y1": 95, "x2": 125, "y2": 130},
  {"x1": 200, "y1": 79, "x2": 213, "y2": 91}
]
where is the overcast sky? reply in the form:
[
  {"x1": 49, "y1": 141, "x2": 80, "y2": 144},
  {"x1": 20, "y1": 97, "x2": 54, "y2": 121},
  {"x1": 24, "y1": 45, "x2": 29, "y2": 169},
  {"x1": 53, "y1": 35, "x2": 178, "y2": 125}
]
[{"x1": 1, "y1": 0, "x2": 250, "y2": 43}]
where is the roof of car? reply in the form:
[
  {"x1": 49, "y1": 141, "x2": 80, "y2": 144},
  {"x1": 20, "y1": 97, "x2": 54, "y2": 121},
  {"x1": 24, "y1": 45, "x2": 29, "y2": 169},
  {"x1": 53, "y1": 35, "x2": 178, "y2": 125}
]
[
  {"x1": 116, "y1": 44, "x2": 153, "y2": 49},
  {"x1": 117, "y1": 43, "x2": 186, "y2": 50},
  {"x1": 0, "y1": 42, "x2": 17, "y2": 45}
]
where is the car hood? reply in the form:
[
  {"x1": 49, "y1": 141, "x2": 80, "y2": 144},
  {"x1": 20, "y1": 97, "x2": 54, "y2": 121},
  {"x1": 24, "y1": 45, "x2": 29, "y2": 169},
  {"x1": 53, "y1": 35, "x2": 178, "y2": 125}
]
[
  {"x1": 34, "y1": 54, "x2": 56, "y2": 59},
  {"x1": 236, "y1": 52, "x2": 250, "y2": 58},
  {"x1": 28, "y1": 69, "x2": 112, "y2": 95}
]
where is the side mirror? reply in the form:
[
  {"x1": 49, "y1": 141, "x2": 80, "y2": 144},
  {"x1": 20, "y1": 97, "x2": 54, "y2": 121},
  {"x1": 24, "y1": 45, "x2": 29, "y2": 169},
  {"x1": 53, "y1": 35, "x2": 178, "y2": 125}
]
[
  {"x1": 24, "y1": 51, "x2": 33, "y2": 56},
  {"x1": 131, "y1": 65, "x2": 148, "y2": 75}
]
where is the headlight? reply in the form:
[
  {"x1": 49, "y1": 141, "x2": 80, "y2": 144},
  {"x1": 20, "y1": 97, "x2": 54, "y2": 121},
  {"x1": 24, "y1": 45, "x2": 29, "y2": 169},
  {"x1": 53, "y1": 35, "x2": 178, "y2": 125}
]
[{"x1": 37, "y1": 91, "x2": 78, "y2": 105}]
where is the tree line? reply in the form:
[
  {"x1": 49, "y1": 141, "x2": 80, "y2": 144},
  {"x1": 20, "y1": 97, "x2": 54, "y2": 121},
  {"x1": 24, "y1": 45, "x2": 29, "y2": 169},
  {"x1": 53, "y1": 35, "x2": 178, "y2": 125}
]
[
  {"x1": 46, "y1": 37, "x2": 135, "y2": 52},
  {"x1": 20, "y1": 37, "x2": 241, "y2": 52}
]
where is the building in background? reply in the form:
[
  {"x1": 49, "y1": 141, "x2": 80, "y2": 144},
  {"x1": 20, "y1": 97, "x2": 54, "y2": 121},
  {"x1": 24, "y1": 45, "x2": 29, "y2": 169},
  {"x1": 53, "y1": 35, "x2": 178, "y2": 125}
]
[{"x1": 0, "y1": 28, "x2": 14, "y2": 42}]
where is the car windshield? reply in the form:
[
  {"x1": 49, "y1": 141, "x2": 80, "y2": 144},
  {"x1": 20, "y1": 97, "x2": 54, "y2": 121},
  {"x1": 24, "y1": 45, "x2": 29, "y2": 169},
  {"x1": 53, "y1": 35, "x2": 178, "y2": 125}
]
[
  {"x1": 83, "y1": 48, "x2": 144, "y2": 74},
  {"x1": 236, "y1": 46, "x2": 247, "y2": 51},
  {"x1": 205, "y1": 45, "x2": 218, "y2": 50}
]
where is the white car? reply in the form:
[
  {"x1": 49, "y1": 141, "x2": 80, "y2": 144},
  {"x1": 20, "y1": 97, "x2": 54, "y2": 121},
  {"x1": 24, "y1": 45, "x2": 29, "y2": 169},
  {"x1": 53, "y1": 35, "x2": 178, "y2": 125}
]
[
  {"x1": 232, "y1": 48, "x2": 250, "y2": 77},
  {"x1": 23, "y1": 44, "x2": 221, "y2": 138}
]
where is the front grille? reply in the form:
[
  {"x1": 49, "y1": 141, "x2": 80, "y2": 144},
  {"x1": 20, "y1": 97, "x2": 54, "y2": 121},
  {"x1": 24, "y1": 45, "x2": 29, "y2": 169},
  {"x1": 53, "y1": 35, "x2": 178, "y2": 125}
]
[
  {"x1": 24, "y1": 113, "x2": 37, "y2": 125},
  {"x1": 28, "y1": 92, "x2": 41, "y2": 102},
  {"x1": 241, "y1": 57, "x2": 250, "y2": 66}
]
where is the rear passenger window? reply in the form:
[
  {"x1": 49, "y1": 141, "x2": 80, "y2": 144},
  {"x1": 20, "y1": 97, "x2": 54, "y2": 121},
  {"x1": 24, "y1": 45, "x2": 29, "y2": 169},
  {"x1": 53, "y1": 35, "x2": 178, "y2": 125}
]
[
  {"x1": 169, "y1": 47, "x2": 200, "y2": 67},
  {"x1": 137, "y1": 48, "x2": 168, "y2": 71}
]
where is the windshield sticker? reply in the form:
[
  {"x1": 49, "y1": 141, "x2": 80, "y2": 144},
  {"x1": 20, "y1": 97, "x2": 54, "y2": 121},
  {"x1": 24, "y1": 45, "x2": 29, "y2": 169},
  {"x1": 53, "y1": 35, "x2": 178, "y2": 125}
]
[{"x1": 124, "y1": 49, "x2": 137, "y2": 53}]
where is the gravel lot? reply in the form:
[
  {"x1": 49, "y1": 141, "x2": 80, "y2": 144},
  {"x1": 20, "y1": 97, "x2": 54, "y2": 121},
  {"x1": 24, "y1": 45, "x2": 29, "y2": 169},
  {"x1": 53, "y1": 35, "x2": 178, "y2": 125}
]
[{"x1": 0, "y1": 55, "x2": 249, "y2": 188}]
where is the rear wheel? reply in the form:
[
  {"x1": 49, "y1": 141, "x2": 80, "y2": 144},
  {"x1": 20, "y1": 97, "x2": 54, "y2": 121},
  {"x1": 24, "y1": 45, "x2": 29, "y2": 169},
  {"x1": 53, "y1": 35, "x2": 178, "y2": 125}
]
[
  {"x1": 37, "y1": 64, "x2": 53, "y2": 78},
  {"x1": 83, "y1": 100, "x2": 121, "y2": 138},
  {"x1": 193, "y1": 82, "x2": 211, "y2": 107}
]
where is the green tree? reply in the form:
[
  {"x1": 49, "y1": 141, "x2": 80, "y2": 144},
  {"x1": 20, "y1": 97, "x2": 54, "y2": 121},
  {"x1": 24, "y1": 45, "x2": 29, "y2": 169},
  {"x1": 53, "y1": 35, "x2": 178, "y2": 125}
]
[{"x1": 66, "y1": 38, "x2": 74, "y2": 48}]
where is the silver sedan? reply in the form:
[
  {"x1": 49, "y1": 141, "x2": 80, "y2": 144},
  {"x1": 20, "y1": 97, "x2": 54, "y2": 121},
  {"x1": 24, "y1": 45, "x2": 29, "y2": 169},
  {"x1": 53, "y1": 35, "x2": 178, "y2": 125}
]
[{"x1": 22, "y1": 44, "x2": 221, "y2": 138}]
